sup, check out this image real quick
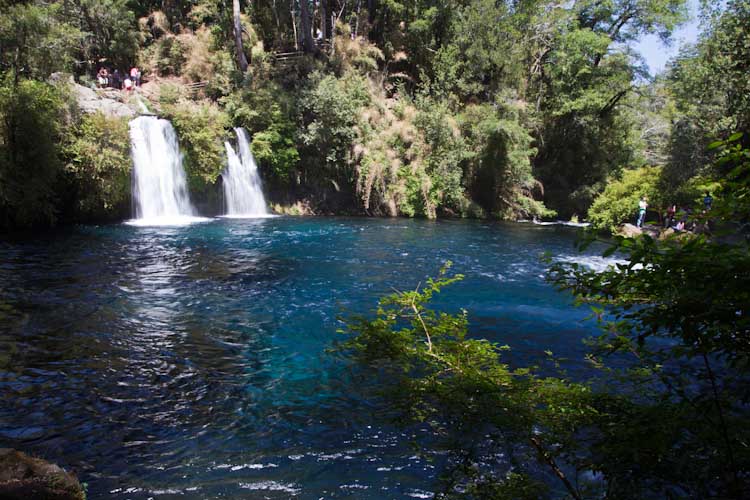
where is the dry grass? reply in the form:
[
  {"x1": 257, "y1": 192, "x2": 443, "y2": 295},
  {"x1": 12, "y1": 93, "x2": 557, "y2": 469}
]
[{"x1": 180, "y1": 27, "x2": 213, "y2": 83}]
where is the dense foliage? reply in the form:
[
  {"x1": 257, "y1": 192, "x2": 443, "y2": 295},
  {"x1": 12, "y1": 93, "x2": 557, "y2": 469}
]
[
  {"x1": 2, "y1": 1, "x2": 749, "y2": 496},
  {"x1": 0, "y1": 78, "x2": 66, "y2": 228},
  {"x1": 587, "y1": 166, "x2": 663, "y2": 232},
  {"x1": 63, "y1": 112, "x2": 132, "y2": 221},
  {"x1": 0, "y1": 0, "x2": 746, "y2": 230}
]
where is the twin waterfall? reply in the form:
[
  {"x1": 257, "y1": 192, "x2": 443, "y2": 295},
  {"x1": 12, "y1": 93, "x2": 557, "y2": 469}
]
[
  {"x1": 223, "y1": 128, "x2": 268, "y2": 217},
  {"x1": 129, "y1": 118, "x2": 267, "y2": 225},
  {"x1": 129, "y1": 116, "x2": 197, "y2": 223}
]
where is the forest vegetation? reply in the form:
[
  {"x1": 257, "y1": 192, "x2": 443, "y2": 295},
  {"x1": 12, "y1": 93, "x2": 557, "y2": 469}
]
[{"x1": 0, "y1": 0, "x2": 747, "y2": 230}]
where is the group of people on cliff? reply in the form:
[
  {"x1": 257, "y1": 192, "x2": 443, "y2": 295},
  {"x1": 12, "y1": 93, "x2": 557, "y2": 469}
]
[
  {"x1": 635, "y1": 192, "x2": 713, "y2": 231},
  {"x1": 96, "y1": 66, "x2": 141, "y2": 91}
]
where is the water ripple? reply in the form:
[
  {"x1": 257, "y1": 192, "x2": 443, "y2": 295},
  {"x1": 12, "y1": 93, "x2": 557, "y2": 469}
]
[{"x1": 0, "y1": 218, "x2": 601, "y2": 498}]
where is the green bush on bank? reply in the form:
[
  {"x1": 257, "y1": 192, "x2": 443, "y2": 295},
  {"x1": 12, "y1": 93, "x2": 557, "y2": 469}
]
[
  {"x1": 459, "y1": 101, "x2": 554, "y2": 220},
  {"x1": 162, "y1": 99, "x2": 229, "y2": 193},
  {"x1": 0, "y1": 78, "x2": 66, "y2": 229},
  {"x1": 587, "y1": 166, "x2": 663, "y2": 232},
  {"x1": 63, "y1": 112, "x2": 131, "y2": 220},
  {"x1": 299, "y1": 70, "x2": 371, "y2": 185}
]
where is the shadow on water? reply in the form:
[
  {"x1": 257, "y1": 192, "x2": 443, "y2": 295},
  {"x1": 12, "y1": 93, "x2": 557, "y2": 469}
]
[{"x1": 0, "y1": 217, "x2": 612, "y2": 498}]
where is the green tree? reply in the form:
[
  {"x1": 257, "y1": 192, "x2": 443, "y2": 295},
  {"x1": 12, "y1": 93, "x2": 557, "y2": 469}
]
[
  {"x1": 532, "y1": 0, "x2": 689, "y2": 217},
  {"x1": 0, "y1": 2, "x2": 83, "y2": 81},
  {"x1": 666, "y1": 0, "x2": 750, "y2": 154},
  {"x1": 0, "y1": 78, "x2": 66, "y2": 229},
  {"x1": 70, "y1": 0, "x2": 141, "y2": 71},
  {"x1": 62, "y1": 112, "x2": 132, "y2": 221},
  {"x1": 587, "y1": 165, "x2": 663, "y2": 232},
  {"x1": 460, "y1": 101, "x2": 551, "y2": 220},
  {"x1": 298, "y1": 70, "x2": 370, "y2": 186}
]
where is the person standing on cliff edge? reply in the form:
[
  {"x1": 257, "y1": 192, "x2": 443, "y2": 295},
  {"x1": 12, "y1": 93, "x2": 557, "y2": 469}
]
[
  {"x1": 636, "y1": 196, "x2": 648, "y2": 227},
  {"x1": 130, "y1": 66, "x2": 140, "y2": 87}
]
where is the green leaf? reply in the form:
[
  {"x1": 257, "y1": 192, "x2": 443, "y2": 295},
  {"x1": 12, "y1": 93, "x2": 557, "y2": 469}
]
[{"x1": 727, "y1": 132, "x2": 744, "y2": 142}]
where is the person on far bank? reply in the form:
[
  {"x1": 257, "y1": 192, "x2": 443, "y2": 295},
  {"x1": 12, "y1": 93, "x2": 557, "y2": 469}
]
[
  {"x1": 703, "y1": 191, "x2": 713, "y2": 211},
  {"x1": 130, "y1": 66, "x2": 140, "y2": 87},
  {"x1": 636, "y1": 196, "x2": 648, "y2": 227},
  {"x1": 665, "y1": 203, "x2": 676, "y2": 228}
]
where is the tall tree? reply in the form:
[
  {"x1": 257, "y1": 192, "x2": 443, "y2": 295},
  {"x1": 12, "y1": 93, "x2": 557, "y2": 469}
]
[
  {"x1": 319, "y1": 0, "x2": 327, "y2": 41},
  {"x1": 233, "y1": 0, "x2": 249, "y2": 71},
  {"x1": 298, "y1": 0, "x2": 315, "y2": 52}
]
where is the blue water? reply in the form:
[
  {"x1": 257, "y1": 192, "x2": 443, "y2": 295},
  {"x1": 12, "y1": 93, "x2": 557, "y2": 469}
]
[{"x1": 0, "y1": 217, "x2": 612, "y2": 498}]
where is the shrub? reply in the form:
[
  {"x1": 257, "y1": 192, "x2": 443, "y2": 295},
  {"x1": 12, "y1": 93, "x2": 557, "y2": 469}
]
[
  {"x1": 414, "y1": 97, "x2": 469, "y2": 216},
  {"x1": 63, "y1": 112, "x2": 131, "y2": 221},
  {"x1": 163, "y1": 99, "x2": 229, "y2": 192},
  {"x1": 588, "y1": 166, "x2": 663, "y2": 232},
  {"x1": 151, "y1": 35, "x2": 187, "y2": 76},
  {"x1": 299, "y1": 70, "x2": 371, "y2": 183},
  {"x1": 330, "y1": 22, "x2": 384, "y2": 76}
]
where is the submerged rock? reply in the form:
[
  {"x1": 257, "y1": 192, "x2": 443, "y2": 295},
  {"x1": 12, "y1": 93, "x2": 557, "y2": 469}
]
[{"x1": 0, "y1": 448, "x2": 85, "y2": 500}]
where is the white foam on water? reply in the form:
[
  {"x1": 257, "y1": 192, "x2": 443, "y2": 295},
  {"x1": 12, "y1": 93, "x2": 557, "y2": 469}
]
[
  {"x1": 555, "y1": 255, "x2": 629, "y2": 272},
  {"x1": 218, "y1": 214, "x2": 278, "y2": 219},
  {"x1": 238, "y1": 481, "x2": 300, "y2": 494},
  {"x1": 124, "y1": 215, "x2": 210, "y2": 227},
  {"x1": 519, "y1": 219, "x2": 591, "y2": 228}
]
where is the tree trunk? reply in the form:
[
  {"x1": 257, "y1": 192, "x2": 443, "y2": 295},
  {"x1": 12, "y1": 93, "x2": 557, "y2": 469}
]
[
  {"x1": 320, "y1": 0, "x2": 327, "y2": 41},
  {"x1": 233, "y1": 0, "x2": 249, "y2": 72},
  {"x1": 291, "y1": 3, "x2": 299, "y2": 51},
  {"x1": 298, "y1": 0, "x2": 315, "y2": 53}
]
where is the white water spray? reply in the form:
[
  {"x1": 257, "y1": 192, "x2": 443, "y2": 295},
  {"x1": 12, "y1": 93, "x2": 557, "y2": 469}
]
[
  {"x1": 222, "y1": 128, "x2": 269, "y2": 217},
  {"x1": 128, "y1": 116, "x2": 205, "y2": 225}
]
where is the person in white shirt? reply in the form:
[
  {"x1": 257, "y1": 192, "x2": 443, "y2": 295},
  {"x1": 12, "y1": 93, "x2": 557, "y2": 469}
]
[{"x1": 636, "y1": 196, "x2": 648, "y2": 227}]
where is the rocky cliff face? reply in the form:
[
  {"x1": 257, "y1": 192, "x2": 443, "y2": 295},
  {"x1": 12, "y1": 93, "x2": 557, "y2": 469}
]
[{"x1": 51, "y1": 73, "x2": 136, "y2": 118}]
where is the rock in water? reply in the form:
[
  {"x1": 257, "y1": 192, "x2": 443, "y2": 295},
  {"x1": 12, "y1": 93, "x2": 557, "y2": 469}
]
[{"x1": 0, "y1": 448, "x2": 85, "y2": 500}]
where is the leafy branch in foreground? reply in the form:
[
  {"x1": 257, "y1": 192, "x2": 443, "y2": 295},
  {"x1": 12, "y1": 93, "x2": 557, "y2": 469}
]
[
  {"x1": 339, "y1": 263, "x2": 599, "y2": 499},
  {"x1": 546, "y1": 136, "x2": 750, "y2": 498}
]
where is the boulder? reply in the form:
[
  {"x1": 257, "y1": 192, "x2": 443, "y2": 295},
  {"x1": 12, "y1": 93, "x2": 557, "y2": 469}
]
[
  {"x1": 618, "y1": 223, "x2": 642, "y2": 238},
  {"x1": 51, "y1": 72, "x2": 136, "y2": 118},
  {"x1": 72, "y1": 82, "x2": 136, "y2": 118},
  {"x1": 0, "y1": 448, "x2": 85, "y2": 500},
  {"x1": 659, "y1": 228, "x2": 676, "y2": 240}
]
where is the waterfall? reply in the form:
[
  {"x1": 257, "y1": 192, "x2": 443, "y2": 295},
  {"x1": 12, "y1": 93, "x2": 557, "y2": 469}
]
[
  {"x1": 128, "y1": 116, "x2": 205, "y2": 225},
  {"x1": 222, "y1": 128, "x2": 269, "y2": 217}
]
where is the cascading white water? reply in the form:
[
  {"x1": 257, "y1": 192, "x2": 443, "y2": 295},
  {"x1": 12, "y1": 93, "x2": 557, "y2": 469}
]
[
  {"x1": 222, "y1": 128, "x2": 269, "y2": 217},
  {"x1": 128, "y1": 116, "x2": 205, "y2": 225}
]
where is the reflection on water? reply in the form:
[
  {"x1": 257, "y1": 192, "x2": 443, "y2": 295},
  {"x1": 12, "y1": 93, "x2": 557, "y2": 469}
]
[{"x1": 0, "y1": 218, "x2": 613, "y2": 498}]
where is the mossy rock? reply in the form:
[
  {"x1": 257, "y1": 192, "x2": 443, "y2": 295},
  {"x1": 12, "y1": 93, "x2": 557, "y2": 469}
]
[{"x1": 0, "y1": 449, "x2": 85, "y2": 500}]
